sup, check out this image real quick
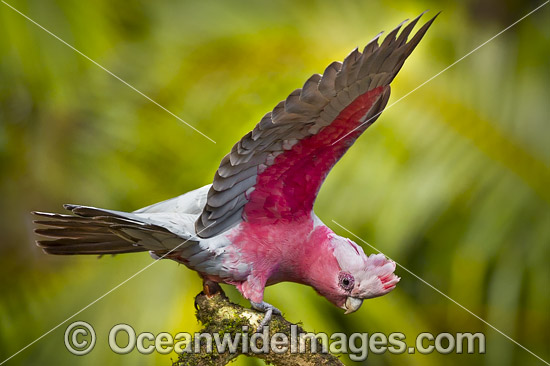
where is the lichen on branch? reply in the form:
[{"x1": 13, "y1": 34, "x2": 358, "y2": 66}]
[{"x1": 173, "y1": 288, "x2": 343, "y2": 366}]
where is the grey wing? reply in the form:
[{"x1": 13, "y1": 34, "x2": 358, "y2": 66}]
[{"x1": 196, "y1": 13, "x2": 438, "y2": 238}]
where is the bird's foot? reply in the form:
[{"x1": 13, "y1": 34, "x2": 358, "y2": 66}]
[
  {"x1": 202, "y1": 280, "x2": 223, "y2": 298},
  {"x1": 195, "y1": 280, "x2": 225, "y2": 311},
  {"x1": 250, "y1": 301, "x2": 282, "y2": 330}
]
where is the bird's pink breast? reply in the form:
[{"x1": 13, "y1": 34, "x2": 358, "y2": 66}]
[{"x1": 228, "y1": 219, "x2": 340, "y2": 289}]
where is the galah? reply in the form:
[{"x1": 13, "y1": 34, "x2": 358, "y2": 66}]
[{"x1": 34, "y1": 13, "x2": 437, "y2": 326}]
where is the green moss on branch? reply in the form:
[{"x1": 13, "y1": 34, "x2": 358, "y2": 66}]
[{"x1": 173, "y1": 289, "x2": 343, "y2": 366}]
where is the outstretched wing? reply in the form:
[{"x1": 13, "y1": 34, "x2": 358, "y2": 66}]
[{"x1": 196, "y1": 13, "x2": 438, "y2": 238}]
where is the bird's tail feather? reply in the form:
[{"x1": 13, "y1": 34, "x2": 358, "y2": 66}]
[{"x1": 33, "y1": 204, "x2": 189, "y2": 255}]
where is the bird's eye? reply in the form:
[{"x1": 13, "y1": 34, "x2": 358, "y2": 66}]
[{"x1": 338, "y1": 272, "x2": 355, "y2": 291}]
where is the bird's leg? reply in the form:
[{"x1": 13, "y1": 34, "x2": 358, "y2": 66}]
[
  {"x1": 250, "y1": 301, "x2": 282, "y2": 329},
  {"x1": 203, "y1": 279, "x2": 222, "y2": 298}
]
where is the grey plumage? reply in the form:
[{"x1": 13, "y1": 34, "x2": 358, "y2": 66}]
[{"x1": 34, "y1": 211, "x2": 160, "y2": 255}]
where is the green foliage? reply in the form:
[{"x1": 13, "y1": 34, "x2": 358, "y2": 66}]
[{"x1": 0, "y1": 1, "x2": 548, "y2": 365}]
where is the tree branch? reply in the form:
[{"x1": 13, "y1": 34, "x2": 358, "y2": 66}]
[{"x1": 173, "y1": 287, "x2": 343, "y2": 366}]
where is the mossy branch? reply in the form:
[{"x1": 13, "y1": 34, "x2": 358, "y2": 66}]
[{"x1": 173, "y1": 288, "x2": 343, "y2": 366}]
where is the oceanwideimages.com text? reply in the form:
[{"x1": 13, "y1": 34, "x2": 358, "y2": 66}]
[{"x1": 65, "y1": 321, "x2": 486, "y2": 361}]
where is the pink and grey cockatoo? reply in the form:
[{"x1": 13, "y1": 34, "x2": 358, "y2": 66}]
[{"x1": 34, "y1": 13, "x2": 436, "y2": 325}]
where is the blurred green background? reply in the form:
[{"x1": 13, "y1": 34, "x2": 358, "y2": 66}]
[{"x1": 1, "y1": 0, "x2": 548, "y2": 365}]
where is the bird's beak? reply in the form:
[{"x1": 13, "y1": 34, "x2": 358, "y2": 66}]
[{"x1": 342, "y1": 297, "x2": 363, "y2": 314}]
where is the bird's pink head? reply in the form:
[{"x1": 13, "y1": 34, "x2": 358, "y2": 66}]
[{"x1": 310, "y1": 233, "x2": 400, "y2": 314}]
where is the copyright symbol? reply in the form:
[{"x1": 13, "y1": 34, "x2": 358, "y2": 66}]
[{"x1": 64, "y1": 321, "x2": 96, "y2": 355}]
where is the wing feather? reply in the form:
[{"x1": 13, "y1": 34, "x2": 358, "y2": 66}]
[{"x1": 196, "y1": 13, "x2": 438, "y2": 238}]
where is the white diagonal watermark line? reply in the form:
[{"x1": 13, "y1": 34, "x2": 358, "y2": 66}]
[
  {"x1": 0, "y1": 221, "x2": 215, "y2": 365},
  {"x1": 1, "y1": 0, "x2": 216, "y2": 144},
  {"x1": 332, "y1": 1, "x2": 549, "y2": 146},
  {"x1": 332, "y1": 220, "x2": 549, "y2": 365}
]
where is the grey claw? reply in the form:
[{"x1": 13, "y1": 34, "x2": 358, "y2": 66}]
[
  {"x1": 258, "y1": 308, "x2": 273, "y2": 330},
  {"x1": 250, "y1": 301, "x2": 282, "y2": 331}
]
